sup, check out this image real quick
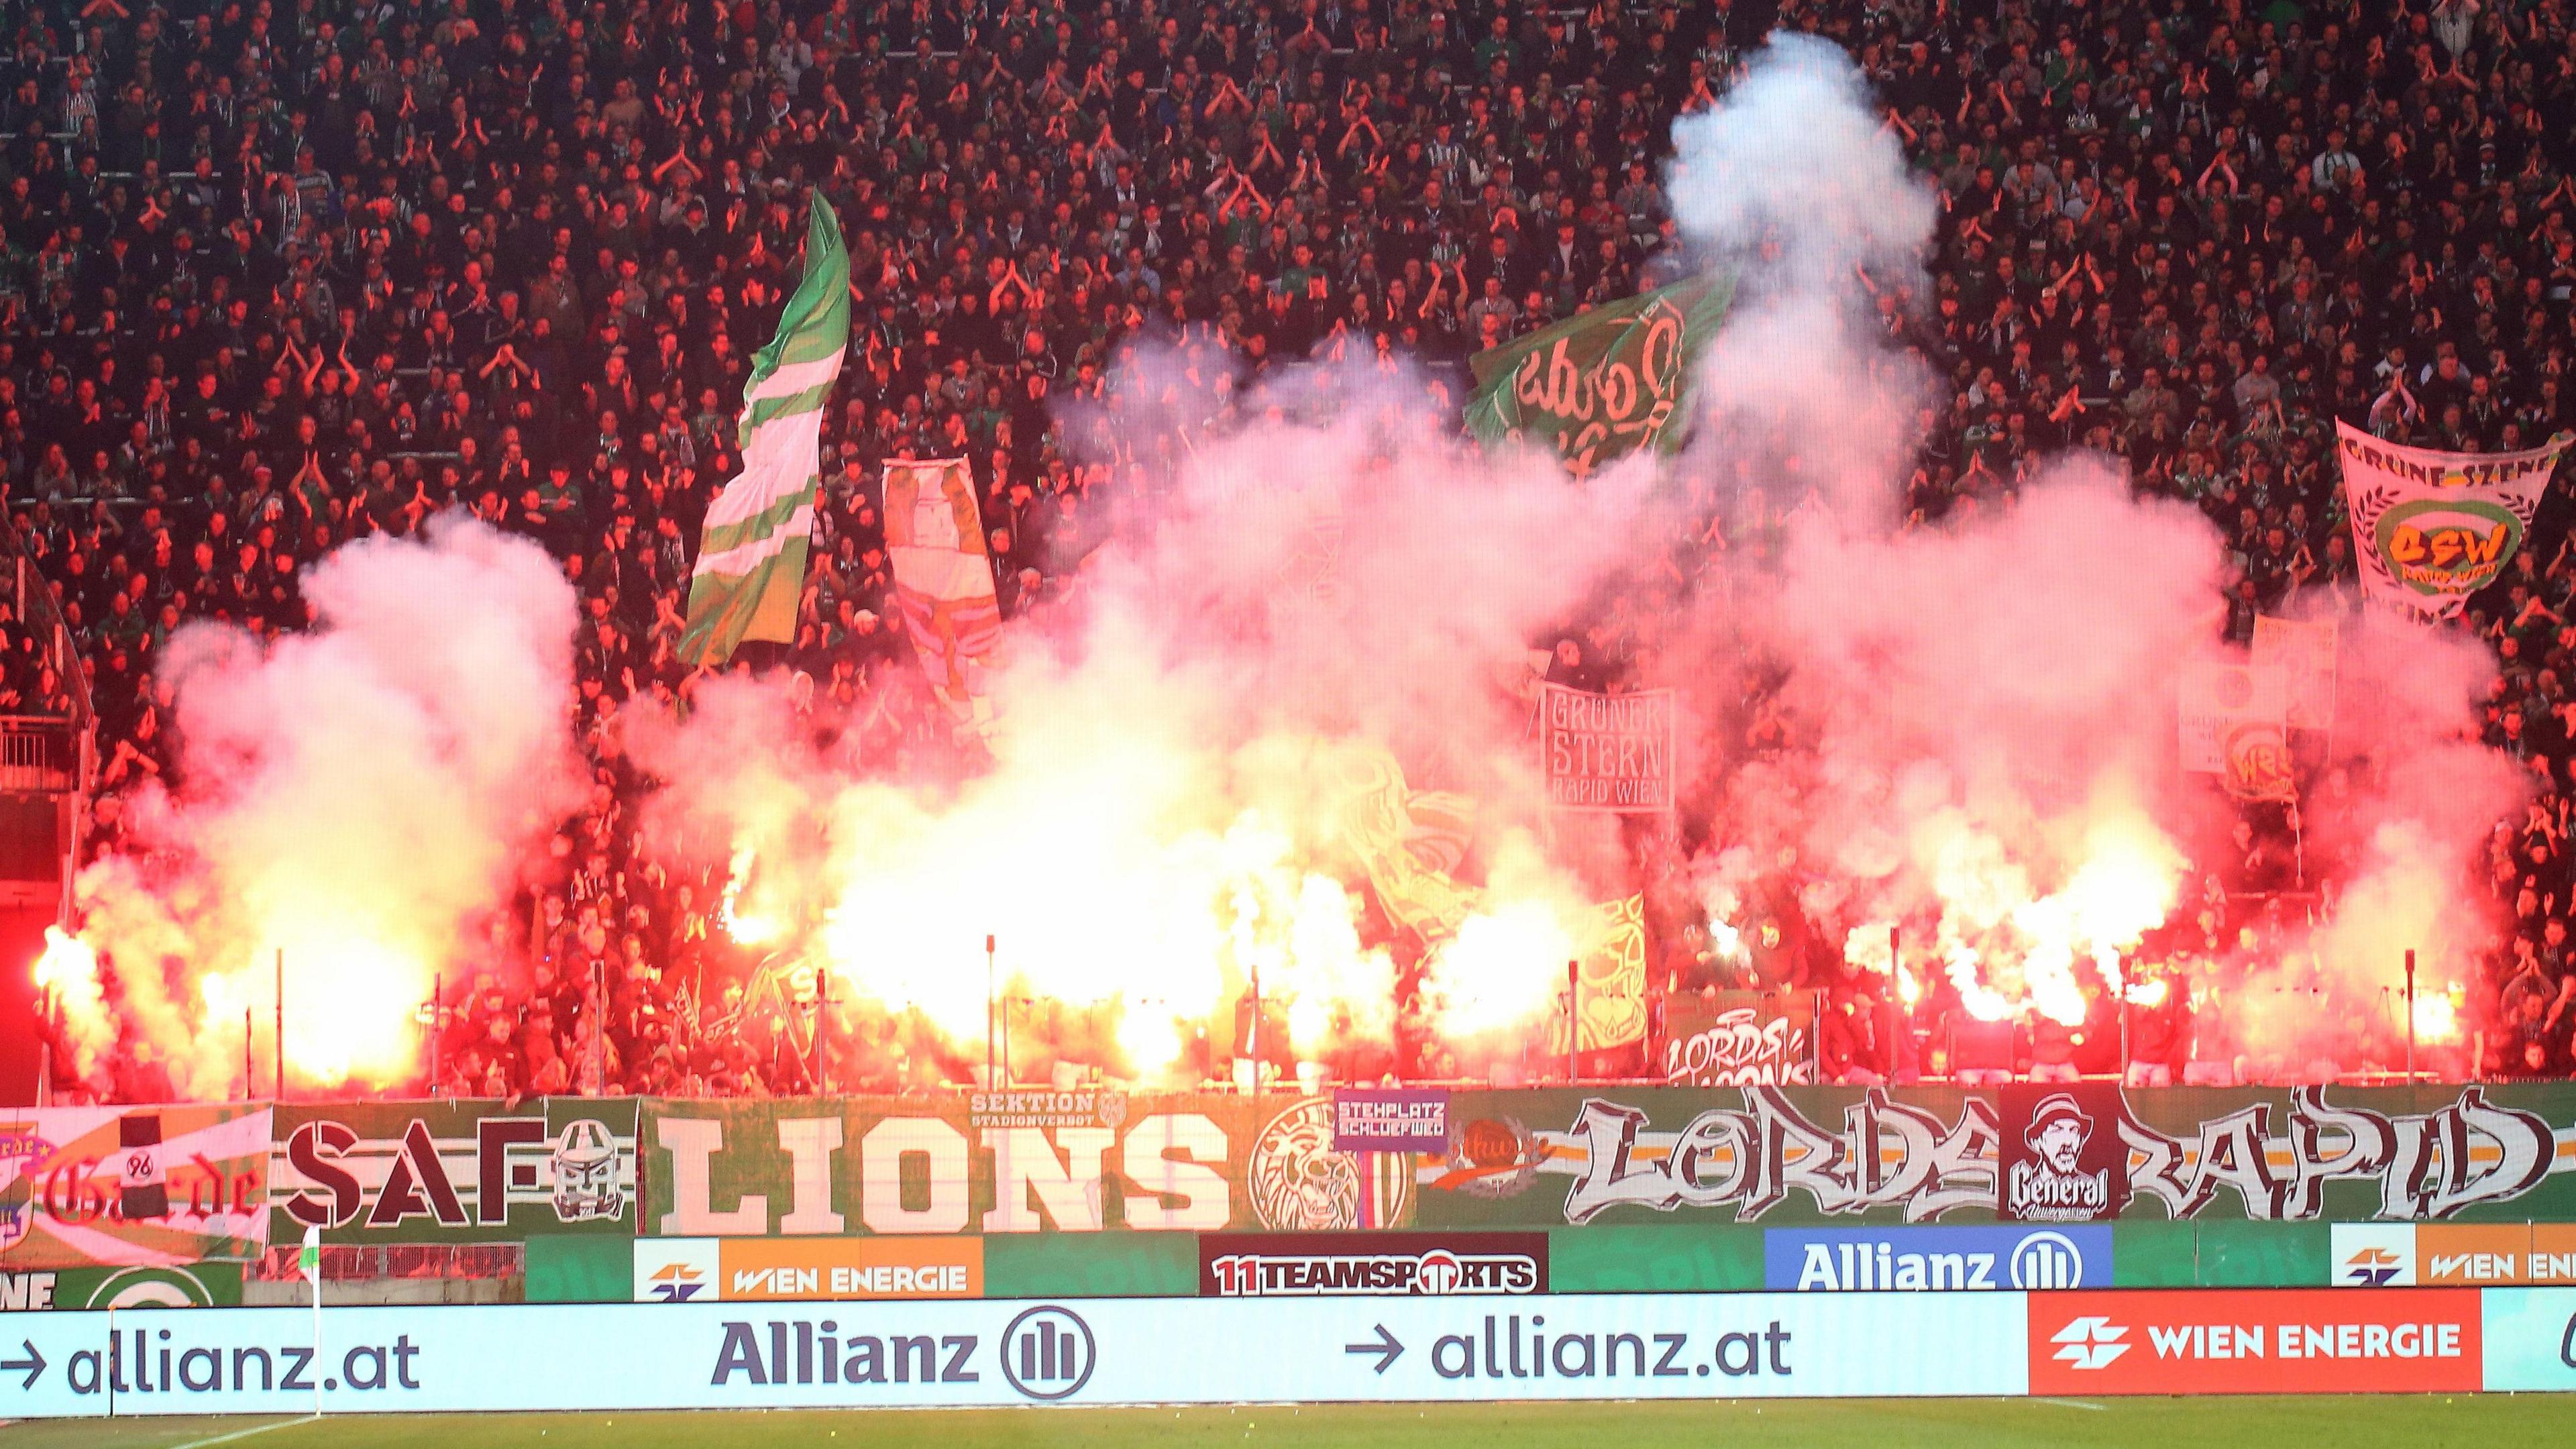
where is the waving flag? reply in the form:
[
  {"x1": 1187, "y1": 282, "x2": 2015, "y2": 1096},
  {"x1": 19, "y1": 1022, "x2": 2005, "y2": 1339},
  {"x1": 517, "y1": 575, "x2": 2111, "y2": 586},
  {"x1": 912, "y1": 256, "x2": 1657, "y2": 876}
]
[
  {"x1": 680, "y1": 195, "x2": 851, "y2": 665},
  {"x1": 1465, "y1": 274, "x2": 1731, "y2": 474}
]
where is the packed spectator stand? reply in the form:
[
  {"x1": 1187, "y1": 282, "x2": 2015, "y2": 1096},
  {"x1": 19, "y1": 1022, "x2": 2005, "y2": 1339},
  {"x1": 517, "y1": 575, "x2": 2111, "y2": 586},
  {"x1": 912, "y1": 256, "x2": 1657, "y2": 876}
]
[{"x1": 12, "y1": 0, "x2": 2576, "y2": 1098}]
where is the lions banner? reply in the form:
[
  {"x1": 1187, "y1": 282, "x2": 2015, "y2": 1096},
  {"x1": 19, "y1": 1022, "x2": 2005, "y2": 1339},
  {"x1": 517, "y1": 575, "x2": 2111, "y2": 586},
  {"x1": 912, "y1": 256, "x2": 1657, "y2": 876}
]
[
  {"x1": 1466, "y1": 276, "x2": 1731, "y2": 474},
  {"x1": 2337, "y1": 421, "x2": 2572, "y2": 619},
  {"x1": 0, "y1": 1106, "x2": 268, "y2": 1269},
  {"x1": 1540, "y1": 684, "x2": 1675, "y2": 812},
  {"x1": 268, "y1": 1100, "x2": 638, "y2": 1243},
  {"x1": 643, "y1": 1094, "x2": 1414, "y2": 1238}
]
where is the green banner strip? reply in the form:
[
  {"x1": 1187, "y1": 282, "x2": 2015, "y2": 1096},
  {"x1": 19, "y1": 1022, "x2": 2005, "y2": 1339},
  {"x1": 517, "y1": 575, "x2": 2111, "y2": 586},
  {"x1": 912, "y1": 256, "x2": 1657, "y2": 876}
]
[
  {"x1": 981, "y1": 1233, "x2": 1199, "y2": 1299},
  {"x1": 524, "y1": 1236, "x2": 632, "y2": 1304},
  {"x1": 2194, "y1": 1220, "x2": 2332, "y2": 1287},
  {"x1": 2110, "y1": 1221, "x2": 2200, "y2": 1287},
  {"x1": 1546, "y1": 1224, "x2": 1765, "y2": 1293}
]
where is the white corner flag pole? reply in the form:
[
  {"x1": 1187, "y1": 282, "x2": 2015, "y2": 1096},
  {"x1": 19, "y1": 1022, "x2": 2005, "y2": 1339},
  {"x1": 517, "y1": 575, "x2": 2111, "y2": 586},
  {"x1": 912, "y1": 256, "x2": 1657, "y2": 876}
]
[{"x1": 301, "y1": 1222, "x2": 323, "y2": 1415}]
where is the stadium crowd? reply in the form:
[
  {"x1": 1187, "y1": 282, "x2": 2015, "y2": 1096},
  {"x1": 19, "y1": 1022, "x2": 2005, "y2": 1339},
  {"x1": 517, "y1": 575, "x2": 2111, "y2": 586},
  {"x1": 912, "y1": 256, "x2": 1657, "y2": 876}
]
[{"x1": 13, "y1": 0, "x2": 2576, "y2": 1097}]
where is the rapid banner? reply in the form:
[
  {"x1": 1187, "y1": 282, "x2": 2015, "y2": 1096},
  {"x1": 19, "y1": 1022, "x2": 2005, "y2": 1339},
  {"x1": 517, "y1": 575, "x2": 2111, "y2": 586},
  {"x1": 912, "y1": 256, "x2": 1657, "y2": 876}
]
[
  {"x1": 1413, "y1": 1085, "x2": 2576, "y2": 1229},
  {"x1": 0, "y1": 1292, "x2": 2025, "y2": 1417},
  {"x1": 1466, "y1": 274, "x2": 1732, "y2": 473},
  {"x1": 268, "y1": 1100, "x2": 638, "y2": 1243},
  {"x1": 2336, "y1": 421, "x2": 2572, "y2": 618},
  {"x1": 1660, "y1": 991, "x2": 1817, "y2": 1086},
  {"x1": 0, "y1": 1106, "x2": 268, "y2": 1269},
  {"x1": 1540, "y1": 685, "x2": 1674, "y2": 812},
  {"x1": 643, "y1": 1095, "x2": 1415, "y2": 1238}
]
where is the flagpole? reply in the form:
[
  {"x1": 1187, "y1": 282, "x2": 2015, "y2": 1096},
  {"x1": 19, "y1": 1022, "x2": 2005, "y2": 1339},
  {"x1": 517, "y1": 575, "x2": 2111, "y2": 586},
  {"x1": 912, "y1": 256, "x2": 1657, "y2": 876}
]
[{"x1": 301, "y1": 1222, "x2": 323, "y2": 1417}]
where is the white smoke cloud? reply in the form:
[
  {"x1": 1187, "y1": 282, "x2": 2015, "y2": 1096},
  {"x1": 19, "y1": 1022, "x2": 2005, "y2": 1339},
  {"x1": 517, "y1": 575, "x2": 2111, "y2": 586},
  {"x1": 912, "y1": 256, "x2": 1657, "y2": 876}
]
[{"x1": 70, "y1": 517, "x2": 583, "y2": 1094}]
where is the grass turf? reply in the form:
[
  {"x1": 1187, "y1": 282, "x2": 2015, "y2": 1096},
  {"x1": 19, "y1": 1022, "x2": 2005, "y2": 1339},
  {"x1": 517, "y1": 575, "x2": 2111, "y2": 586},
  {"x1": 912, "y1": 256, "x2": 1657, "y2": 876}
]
[{"x1": 0, "y1": 1397, "x2": 2559, "y2": 1449}]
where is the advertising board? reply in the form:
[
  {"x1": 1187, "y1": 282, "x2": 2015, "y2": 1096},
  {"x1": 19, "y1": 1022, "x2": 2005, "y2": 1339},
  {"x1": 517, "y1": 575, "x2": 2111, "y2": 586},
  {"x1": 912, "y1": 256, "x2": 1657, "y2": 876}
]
[
  {"x1": 2479, "y1": 1287, "x2": 2576, "y2": 1391},
  {"x1": 1764, "y1": 1225, "x2": 2109, "y2": 1291},
  {"x1": 0, "y1": 1292, "x2": 2029, "y2": 1418},
  {"x1": 2025, "y1": 1289, "x2": 2483, "y2": 1395},
  {"x1": 1198, "y1": 1232, "x2": 1547, "y2": 1297},
  {"x1": 2330, "y1": 1223, "x2": 2576, "y2": 1287},
  {"x1": 634, "y1": 1238, "x2": 983, "y2": 1303}
]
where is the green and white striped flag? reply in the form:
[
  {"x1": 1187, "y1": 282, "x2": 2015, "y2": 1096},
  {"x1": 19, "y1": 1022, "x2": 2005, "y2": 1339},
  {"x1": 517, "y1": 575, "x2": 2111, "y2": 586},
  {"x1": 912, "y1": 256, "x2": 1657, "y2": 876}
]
[{"x1": 680, "y1": 195, "x2": 851, "y2": 666}]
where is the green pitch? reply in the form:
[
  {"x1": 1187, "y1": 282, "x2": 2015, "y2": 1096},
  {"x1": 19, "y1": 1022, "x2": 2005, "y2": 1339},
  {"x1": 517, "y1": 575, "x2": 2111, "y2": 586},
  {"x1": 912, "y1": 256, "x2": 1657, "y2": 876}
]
[{"x1": 0, "y1": 1398, "x2": 2561, "y2": 1449}]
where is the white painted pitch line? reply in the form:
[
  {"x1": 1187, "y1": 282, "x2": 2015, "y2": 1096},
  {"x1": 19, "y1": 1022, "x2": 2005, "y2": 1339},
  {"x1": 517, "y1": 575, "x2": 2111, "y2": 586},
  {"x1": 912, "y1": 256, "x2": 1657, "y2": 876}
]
[
  {"x1": 2035, "y1": 1397, "x2": 2107, "y2": 1411},
  {"x1": 166, "y1": 1413, "x2": 324, "y2": 1449}
]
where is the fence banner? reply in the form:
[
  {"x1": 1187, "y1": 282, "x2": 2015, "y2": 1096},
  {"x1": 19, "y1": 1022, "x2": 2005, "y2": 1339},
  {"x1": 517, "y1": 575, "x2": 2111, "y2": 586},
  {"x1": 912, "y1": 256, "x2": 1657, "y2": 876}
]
[
  {"x1": 268, "y1": 1100, "x2": 639, "y2": 1244},
  {"x1": 1414, "y1": 1084, "x2": 2576, "y2": 1229},
  {"x1": 2337, "y1": 421, "x2": 2571, "y2": 617},
  {"x1": 0, "y1": 1106, "x2": 268, "y2": 1269},
  {"x1": 0, "y1": 1262, "x2": 242, "y2": 1311},
  {"x1": 641, "y1": 1095, "x2": 1415, "y2": 1238},
  {"x1": 1660, "y1": 991, "x2": 1816, "y2": 1085},
  {"x1": 1333, "y1": 1089, "x2": 1452, "y2": 1153},
  {"x1": 0, "y1": 1291, "x2": 2027, "y2": 1417}
]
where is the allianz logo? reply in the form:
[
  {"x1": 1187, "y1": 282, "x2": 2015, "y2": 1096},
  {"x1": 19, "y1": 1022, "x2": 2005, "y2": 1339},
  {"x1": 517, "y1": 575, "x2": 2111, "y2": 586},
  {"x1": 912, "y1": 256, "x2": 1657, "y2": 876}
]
[{"x1": 1794, "y1": 1232, "x2": 2088, "y2": 1291}]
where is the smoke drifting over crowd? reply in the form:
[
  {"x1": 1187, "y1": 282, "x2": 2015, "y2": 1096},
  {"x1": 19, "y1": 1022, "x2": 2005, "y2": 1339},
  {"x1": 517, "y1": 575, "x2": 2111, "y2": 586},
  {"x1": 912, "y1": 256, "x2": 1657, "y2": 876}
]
[
  {"x1": 46, "y1": 520, "x2": 582, "y2": 1095},
  {"x1": 41, "y1": 38, "x2": 2520, "y2": 1092}
]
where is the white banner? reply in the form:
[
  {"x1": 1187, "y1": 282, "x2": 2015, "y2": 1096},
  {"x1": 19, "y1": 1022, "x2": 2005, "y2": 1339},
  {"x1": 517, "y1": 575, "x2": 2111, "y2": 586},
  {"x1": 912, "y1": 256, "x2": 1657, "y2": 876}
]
[
  {"x1": 2337, "y1": 421, "x2": 2571, "y2": 619},
  {"x1": 0, "y1": 1294, "x2": 2028, "y2": 1418},
  {"x1": 2251, "y1": 615, "x2": 2337, "y2": 733}
]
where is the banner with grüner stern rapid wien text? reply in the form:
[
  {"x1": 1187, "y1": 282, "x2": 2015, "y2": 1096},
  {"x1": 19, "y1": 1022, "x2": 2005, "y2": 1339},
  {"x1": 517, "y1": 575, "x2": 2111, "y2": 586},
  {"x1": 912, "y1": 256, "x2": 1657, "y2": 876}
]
[{"x1": 2335, "y1": 421, "x2": 2572, "y2": 619}]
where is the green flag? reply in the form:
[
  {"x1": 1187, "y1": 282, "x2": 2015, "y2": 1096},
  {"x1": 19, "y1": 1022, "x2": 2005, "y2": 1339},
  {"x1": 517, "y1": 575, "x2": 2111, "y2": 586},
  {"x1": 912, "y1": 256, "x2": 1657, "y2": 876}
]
[
  {"x1": 680, "y1": 195, "x2": 852, "y2": 666},
  {"x1": 1464, "y1": 274, "x2": 1731, "y2": 474}
]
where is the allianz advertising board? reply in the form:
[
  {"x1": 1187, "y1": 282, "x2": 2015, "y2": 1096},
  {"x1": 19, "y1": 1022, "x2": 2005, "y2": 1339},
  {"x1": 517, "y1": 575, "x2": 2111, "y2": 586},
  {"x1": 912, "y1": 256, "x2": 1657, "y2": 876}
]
[
  {"x1": 0, "y1": 1294, "x2": 2027, "y2": 1417},
  {"x1": 1762, "y1": 1226, "x2": 2110, "y2": 1291}
]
